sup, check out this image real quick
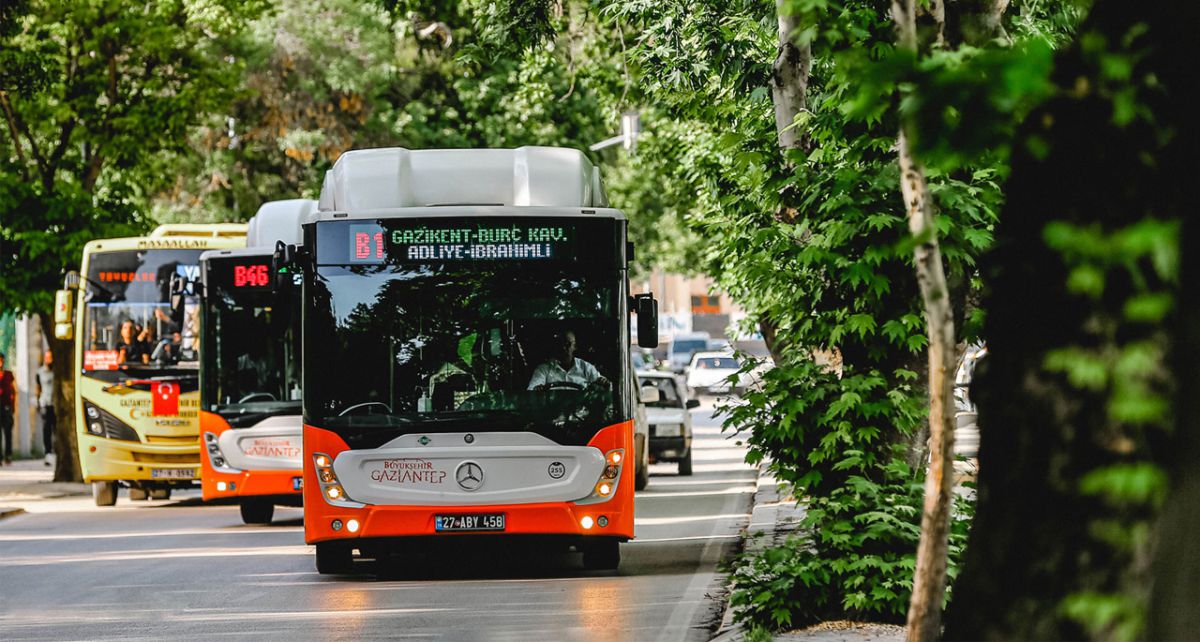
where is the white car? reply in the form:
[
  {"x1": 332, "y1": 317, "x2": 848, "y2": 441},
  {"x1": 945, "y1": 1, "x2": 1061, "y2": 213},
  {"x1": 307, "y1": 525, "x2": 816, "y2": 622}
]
[
  {"x1": 637, "y1": 372, "x2": 699, "y2": 475},
  {"x1": 686, "y1": 351, "x2": 744, "y2": 396}
]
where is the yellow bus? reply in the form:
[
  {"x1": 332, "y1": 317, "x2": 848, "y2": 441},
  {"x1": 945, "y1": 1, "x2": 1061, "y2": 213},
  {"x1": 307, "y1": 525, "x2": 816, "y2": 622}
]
[{"x1": 55, "y1": 224, "x2": 247, "y2": 505}]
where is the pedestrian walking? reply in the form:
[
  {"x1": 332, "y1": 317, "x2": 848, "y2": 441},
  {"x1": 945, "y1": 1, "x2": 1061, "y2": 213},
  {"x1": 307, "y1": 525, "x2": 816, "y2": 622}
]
[
  {"x1": 0, "y1": 351, "x2": 15, "y2": 466},
  {"x1": 35, "y1": 350, "x2": 56, "y2": 466}
]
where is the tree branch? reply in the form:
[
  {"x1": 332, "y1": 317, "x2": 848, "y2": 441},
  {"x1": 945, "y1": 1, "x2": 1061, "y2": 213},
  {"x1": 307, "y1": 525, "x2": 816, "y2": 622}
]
[{"x1": 0, "y1": 90, "x2": 31, "y2": 181}]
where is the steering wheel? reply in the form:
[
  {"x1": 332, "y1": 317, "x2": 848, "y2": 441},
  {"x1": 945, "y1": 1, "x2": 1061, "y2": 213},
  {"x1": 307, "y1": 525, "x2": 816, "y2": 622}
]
[
  {"x1": 237, "y1": 392, "x2": 277, "y2": 404},
  {"x1": 542, "y1": 381, "x2": 585, "y2": 391},
  {"x1": 338, "y1": 401, "x2": 393, "y2": 416}
]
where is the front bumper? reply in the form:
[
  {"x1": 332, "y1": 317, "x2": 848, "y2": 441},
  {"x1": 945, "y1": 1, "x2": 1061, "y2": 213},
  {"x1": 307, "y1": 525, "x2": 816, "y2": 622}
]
[
  {"x1": 199, "y1": 410, "x2": 302, "y2": 501},
  {"x1": 649, "y1": 436, "x2": 690, "y2": 462},
  {"x1": 78, "y1": 433, "x2": 199, "y2": 483},
  {"x1": 303, "y1": 422, "x2": 636, "y2": 545},
  {"x1": 201, "y1": 466, "x2": 302, "y2": 502}
]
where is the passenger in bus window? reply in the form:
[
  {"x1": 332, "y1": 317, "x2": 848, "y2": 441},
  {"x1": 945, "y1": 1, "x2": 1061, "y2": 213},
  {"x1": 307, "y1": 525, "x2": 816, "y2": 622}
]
[
  {"x1": 527, "y1": 330, "x2": 609, "y2": 390},
  {"x1": 117, "y1": 320, "x2": 148, "y2": 365}
]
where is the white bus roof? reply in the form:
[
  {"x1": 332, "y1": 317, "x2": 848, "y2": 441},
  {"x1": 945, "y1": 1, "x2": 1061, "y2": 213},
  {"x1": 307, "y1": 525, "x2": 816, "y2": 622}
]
[
  {"x1": 318, "y1": 147, "x2": 609, "y2": 212},
  {"x1": 246, "y1": 199, "x2": 317, "y2": 248},
  {"x1": 150, "y1": 223, "x2": 247, "y2": 238}
]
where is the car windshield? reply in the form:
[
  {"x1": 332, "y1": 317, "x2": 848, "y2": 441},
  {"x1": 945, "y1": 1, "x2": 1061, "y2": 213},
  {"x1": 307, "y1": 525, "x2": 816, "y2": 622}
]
[
  {"x1": 672, "y1": 339, "x2": 708, "y2": 355},
  {"x1": 639, "y1": 377, "x2": 682, "y2": 408},
  {"x1": 304, "y1": 216, "x2": 628, "y2": 446},
  {"x1": 695, "y1": 357, "x2": 739, "y2": 369},
  {"x1": 202, "y1": 256, "x2": 302, "y2": 424},
  {"x1": 82, "y1": 249, "x2": 204, "y2": 380}
]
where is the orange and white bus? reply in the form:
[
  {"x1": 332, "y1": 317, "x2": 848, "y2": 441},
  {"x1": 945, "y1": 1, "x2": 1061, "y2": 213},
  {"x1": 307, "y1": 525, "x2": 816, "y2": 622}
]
[
  {"x1": 197, "y1": 200, "x2": 316, "y2": 523},
  {"x1": 289, "y1": 147, "x2": 659, "y2": 574}
]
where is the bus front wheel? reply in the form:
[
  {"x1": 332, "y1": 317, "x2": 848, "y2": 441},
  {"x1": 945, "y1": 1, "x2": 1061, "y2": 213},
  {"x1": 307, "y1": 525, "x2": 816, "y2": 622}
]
[
  {"x1": 316, "y1": 542, "x2": 354, "y2": 575},
  {"x1": 582, "y1": 539, "x2": 620, "y2": 571},
  {"x1": 92, "y1": 481, "x2": 117, "y2": 507},
  {"x1": 240, "y1": 499, "x2": 275, "y2": 525}
]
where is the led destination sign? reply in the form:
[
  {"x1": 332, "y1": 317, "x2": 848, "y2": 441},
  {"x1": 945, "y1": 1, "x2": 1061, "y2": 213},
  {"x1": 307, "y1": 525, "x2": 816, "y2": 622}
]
[{"x1": 348, "y1": 222, "x2": 574, "y2": 263}]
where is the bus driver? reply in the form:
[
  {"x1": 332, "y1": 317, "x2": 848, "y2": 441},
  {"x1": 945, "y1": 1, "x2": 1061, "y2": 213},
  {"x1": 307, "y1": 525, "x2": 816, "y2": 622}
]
[{"x1": 528, "y1": 330, "x2": 609, "y2": 390}]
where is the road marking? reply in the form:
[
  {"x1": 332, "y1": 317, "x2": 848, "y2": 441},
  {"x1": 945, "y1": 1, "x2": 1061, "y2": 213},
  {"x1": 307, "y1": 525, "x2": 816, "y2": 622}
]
[
  {"x1": 0, "y1": 526, "x2": 300, "y2": 542},
  {"x1": 4, "y1": 545, "x2": 312, "y2": 566},
  {"x1": 637, "y1": 486, "x2": 756, "y2": 498},
  {"x1": 635, "y1": 513, "x2": 751, "y2": 526}
]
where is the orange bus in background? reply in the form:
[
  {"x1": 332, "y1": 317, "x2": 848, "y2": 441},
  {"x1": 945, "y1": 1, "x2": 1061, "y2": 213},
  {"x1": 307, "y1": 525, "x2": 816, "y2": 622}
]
[
  {"x1": 197, "y1": 201, "x2": 315, "y2": 523},
  {"x1": 289, "y1": 147, "x2": 659, "y2": 574}
]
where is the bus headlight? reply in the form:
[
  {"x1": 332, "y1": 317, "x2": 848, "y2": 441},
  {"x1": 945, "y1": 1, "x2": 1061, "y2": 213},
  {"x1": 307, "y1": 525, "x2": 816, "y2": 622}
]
[
  {"x1": 313, "y1": 452, "x2": 362, "y2": 509},
  {"x1": 578, "y1": 448, "x2": 624, "y2": 505},
  {"x1": 204, "y1": 432, "x2": 236, "y2": 472}
]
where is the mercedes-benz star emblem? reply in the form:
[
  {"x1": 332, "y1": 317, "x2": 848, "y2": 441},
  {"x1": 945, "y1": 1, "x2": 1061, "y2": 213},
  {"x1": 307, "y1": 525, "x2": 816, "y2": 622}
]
[{"x1": 455, "y1": 461, "x2": 484, "y2": 491}]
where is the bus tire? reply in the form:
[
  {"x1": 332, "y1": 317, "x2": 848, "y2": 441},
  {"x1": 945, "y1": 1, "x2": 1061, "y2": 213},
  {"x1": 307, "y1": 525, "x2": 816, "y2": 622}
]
[
  {"x1": 634, "y1": 435, "x2": 649, "y2": 491},
  {"x1": 240, "y1": 499, "x2": 274, "y2": 525},
  {"x1": 129, "y1": 486, "x2": 149, "y2": 501},
  {"x1": 92, "y1": 481, "x2": 117, "y2": 507},
  {"x1": 149, "y1": 487, "x2": 171, "y2": 500},
  {"x1": 678, "y1": 449, "x2": 693, "y2": 476},
  {"x1": 582, "y1": 539, "x2": 620, "y2": 571},
  {"x1": 316, "y1": 542, "x2": 354, "y2": 575}
]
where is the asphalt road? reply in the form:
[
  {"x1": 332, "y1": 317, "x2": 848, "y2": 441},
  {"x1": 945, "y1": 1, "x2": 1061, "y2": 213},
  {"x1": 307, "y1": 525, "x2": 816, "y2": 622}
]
[{"x1": 0, "y1": 402, "x2": 755, "y2": 641}]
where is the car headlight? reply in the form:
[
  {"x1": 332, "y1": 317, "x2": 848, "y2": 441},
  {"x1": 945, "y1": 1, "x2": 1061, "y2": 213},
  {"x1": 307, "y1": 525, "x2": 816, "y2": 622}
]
[{"x1": 653, "y1": 423, "x2": 683, "y2": 437}]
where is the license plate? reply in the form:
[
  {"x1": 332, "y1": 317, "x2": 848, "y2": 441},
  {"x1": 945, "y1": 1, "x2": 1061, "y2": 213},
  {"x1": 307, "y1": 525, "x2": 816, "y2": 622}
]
[
  {"x1": 435, "y1": 513, "x2": 506, "y2": 532},
  {"x1": 292, "y1": 476, "x2": 303, "y2": 491},
  {"x1": 151, "y1": 468, "x2": 195, "y2": 479}
]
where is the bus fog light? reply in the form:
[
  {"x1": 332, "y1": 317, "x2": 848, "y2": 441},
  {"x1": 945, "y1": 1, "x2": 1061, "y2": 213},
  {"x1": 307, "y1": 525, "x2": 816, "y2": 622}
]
[
  {"x1": 216, "y1": 481, "x2": 227, "y2": 492},
  {"x1": 598, "y1": 516, "x2": 609, "y2": 527},
  {"x1": 332, "y1": 519, "x2": 343, "y2": 531},
  {"x1": 347, "y1": 519, "x2": 360, "y2": 533},
  {"x1": 581, "y1": 516, "x2": 595, "y2": 530}
]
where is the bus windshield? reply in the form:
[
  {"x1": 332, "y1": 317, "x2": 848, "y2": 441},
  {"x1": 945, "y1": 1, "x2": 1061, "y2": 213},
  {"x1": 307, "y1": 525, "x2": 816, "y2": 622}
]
[
  {"x1": 202, "y1": 256, "x2": 302, "y2": 425},
  {"x1": 82, "y1": 249, "x2": 204, "y2": 379},
  {"x1": 305, "y1": 264, "x2": 625, "y2": 448}
]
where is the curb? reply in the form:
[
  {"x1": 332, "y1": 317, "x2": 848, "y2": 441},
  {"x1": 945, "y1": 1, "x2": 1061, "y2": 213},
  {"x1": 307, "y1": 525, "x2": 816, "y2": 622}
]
[
  {"x1": 705, "y1": 468, "x2": 801, "y2": 642},
  {"x1": 0, "y1": 506, "x2": 26, "y2": 521},
  {"x1": 710, "y1": 467, "x2": 804, "y2": 641}
]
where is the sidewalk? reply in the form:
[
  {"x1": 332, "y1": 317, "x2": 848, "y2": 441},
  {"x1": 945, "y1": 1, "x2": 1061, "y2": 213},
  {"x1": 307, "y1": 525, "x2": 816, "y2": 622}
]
[
  {"x1": 0, "y1": 458, "x2": 90, "y2": 519},
  {"x1": 711, "y1": 469, "x2": 904, "y2": 642}
]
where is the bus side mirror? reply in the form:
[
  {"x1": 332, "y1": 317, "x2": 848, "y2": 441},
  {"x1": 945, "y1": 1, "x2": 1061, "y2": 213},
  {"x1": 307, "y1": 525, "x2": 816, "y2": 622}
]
[
  {"x1": 53, "y1": 289, "x2": 74, "y2": 340},
  {"x1": 169, "y1": 274, "x2": 197, "y2": 323},
  {"x1": 273, "y1": 241, "x2": 297, "y2": 294},
  {"x1": 633, "y1": 294, "x2": 658, "y2": 349}
]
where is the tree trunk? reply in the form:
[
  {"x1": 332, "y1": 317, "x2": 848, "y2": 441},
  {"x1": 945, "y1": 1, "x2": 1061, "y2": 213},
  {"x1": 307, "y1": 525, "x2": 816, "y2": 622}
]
[
  {"x1": 941, "y1": 1, "x2": 1183, "y2": 638},
  {"x1": 891, "y1": 1, "x2": 956, "y2": 639},
  {"x1": 897, "y1": 132, "x2": 957, "y2": 642},
  {"x1": 1144, "y1": 2, "x2": 1200, "y2": 638},
  {"x1": 771, "y1": 0, "x2": 811, "y2": 154},
  {"x1": 38, "y1": 313, "x2": 80, "y2": 483}
]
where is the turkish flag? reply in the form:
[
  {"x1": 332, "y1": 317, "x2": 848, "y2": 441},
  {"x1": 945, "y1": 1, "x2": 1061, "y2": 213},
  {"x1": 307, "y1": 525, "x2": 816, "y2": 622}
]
[{"x1": 153, "y1": 381, "x2": 180, "y2": 416}]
